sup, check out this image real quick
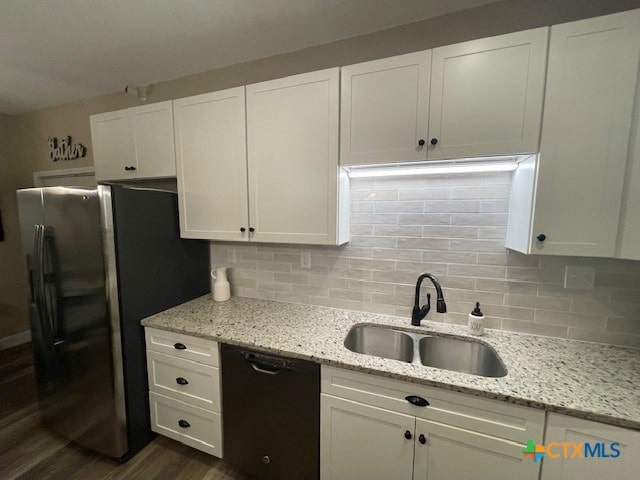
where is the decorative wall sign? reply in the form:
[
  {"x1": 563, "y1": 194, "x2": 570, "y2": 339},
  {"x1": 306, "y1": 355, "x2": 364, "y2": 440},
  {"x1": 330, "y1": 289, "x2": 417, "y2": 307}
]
[{"x1": 48, "y1": 136, "x2": 86, "y2": 162}]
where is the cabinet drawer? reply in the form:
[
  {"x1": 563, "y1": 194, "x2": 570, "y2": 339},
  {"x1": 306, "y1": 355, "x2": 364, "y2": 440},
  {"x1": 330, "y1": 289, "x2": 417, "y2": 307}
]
[
  {"x1": 145, "y1": 327, "x2": 219, "y2": 366},
  {"x1": 147, "y1": 351, "x2": 220, "y2": 412},
  {"x1": 149, "y1": 392, "x2": 222, "y2": 457},
  {"x1": 322, "y1": 366, "x2": 543, "y2": 444}
]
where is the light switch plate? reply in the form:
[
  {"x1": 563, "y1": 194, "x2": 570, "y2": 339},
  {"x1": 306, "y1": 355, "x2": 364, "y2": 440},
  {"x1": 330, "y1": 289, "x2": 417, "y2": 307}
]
[
  {"x1": 564, "y1": 266, "x2": 595, "y2": 290},
  {"x1": 300, "y1": 252, "x2": 311, "y2": 269},
  {"x1": 227, "y1": 248, "x2": 236, "y2": 264}
]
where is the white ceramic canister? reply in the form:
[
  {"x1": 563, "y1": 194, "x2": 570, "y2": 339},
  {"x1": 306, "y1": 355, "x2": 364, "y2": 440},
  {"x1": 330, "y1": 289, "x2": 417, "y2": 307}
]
[{"x1": 211, "y1": 266, "x2": 231, "y2": 302}]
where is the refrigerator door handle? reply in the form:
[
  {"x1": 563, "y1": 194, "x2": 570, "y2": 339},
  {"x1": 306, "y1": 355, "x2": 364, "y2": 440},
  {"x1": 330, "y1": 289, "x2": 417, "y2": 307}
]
[{"x1": 34, "y1": 224, "x2": 54, "y2": 343}]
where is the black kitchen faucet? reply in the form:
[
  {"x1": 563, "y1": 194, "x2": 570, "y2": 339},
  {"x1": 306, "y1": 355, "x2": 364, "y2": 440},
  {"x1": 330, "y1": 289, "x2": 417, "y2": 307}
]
[{"x1": 412, "y1": 273, "x2": 447, "y2": 326}]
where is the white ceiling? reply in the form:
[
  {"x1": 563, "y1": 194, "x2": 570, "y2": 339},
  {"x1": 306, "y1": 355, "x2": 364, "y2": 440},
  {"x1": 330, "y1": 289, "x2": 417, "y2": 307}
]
[{"x1": 0, "y1": 0, "x2": 500, "y2": 115}]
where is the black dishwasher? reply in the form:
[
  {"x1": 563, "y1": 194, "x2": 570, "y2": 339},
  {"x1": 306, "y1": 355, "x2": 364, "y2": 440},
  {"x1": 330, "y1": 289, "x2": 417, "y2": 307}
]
[{"x1": 221, "y1": 344, "x2": 320, "y2": 480}]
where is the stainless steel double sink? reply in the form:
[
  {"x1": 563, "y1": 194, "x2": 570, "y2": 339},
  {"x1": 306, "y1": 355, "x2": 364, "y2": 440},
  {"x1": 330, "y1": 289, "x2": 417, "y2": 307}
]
[{"x1": 344, "y1": 324, "x2": 507, "y2": 378}]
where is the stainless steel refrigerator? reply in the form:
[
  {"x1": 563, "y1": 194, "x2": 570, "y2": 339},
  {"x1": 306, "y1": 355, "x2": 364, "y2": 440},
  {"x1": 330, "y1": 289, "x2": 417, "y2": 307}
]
[{"x1": 16, "y1": 184, "x2": 209, "y2": 460}]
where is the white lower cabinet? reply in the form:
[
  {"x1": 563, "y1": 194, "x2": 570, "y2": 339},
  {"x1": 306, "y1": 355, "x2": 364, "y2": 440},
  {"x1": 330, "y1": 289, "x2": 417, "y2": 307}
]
[
  {"x1": 145, "y1": 328, "x2": 223, "y2": 457},
  {"x1": 321, "y1": 395, "x2": 415, "y2": 480},
  {"x1": 320, "y1": 366, "x2": 544, "y2": 480},
  {"x1": 149, "y1": 392, "x2": 222, "y2": 457},
  {"x1": 413, "y1": 417, "x2": 538, "y2": 480},
  {"x1": 541, "y1": 413, "x2": 640, "y2": 480}
]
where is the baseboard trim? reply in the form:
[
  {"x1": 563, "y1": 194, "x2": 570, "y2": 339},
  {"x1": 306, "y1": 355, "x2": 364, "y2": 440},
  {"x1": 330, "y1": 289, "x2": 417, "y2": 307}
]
[{"x1": 0, "y1": 330, "x2": 31, "y2": 350}]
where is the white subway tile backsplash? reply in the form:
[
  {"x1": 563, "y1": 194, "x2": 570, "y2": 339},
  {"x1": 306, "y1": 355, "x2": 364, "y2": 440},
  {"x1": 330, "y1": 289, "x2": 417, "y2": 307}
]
[
  {"x1": 427, "y1": 200, "x2": 480, "y2": 213},
  {"x1": 374, "y1": 201, "x2": 424, "y2": 213},
  {"x1": 451, "y1": 213, "x2": 508, "y2": 226},
  {"x1": 398, "y1": 187, "x2": 450, "y2": 200},
  {"x1": 422, "y1": 226, "x2": 478, "y2": 238},
  {"x1": 397, "y1": 237, "x2": 450, "y2": 251},
  {"x1": 373, "y1": 225, "x2": 422, "y2": 237},
  {"x1": 350, "y1": 213, "x2": 398, "y2": 225},
  {"x1": 210, "y1": 171, "x2": 640, "y2": 347},
  {"x1": 449, "y1": 239, "x2": 506, "y2": 253},
  {"x1": 398, "y1": 213, "x2": 450, "y2": 225},
  {"x1": 606, "y1": 317, "x2": 640, "y2": 334},
  {"x1": 451, "y1": 185, "x2": 511, "y2": 199},
  {"x1": 373, "y1": 248, "x2": 422, "y2": 261},
  {"x1": 480, "y1": 200, "x2": 510, "y2": 213},
  {"x1": 349, "y1": 236, "x2": 397, "y2": 248},
  {"x1": 351, "y1": 189, "x2": 398, "y2": 201}
]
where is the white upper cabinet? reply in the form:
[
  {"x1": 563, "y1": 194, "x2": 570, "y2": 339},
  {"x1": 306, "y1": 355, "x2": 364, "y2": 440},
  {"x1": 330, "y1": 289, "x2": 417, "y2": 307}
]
[
  {"x1": 541, "y1": 414, "x2": 640, "y2": 480},
  {"x1": 427, "y1": 28, "x2": 548, "y2": 160},
  {"x1": 130, "y1": 101, "x2": 177, "y2": 179},
  {"x1": 90, "y1": 109, "x2": 136, "y2": 181},
  {"x1": 509, "y1": 10, "x2": 640, "y2": 256},
  {"x1": 617, "y1": 74, "x2": 640, "y2": 260},
  {"x1": 173, "y1": 88, "x2": 249, "y2": 241},
  {"x1": 90, "y1": 100, "x2": 176, "y2": 182},
  {"x1": 246, "y1": 68, "x2": 349, "y2": 245},
  {"x1": 340, "y1": 52, "x2": 431, "y2": 165}
]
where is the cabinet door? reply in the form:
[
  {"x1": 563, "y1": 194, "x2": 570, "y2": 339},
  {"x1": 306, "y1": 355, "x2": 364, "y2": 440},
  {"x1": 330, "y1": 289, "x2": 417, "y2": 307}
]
[
  {"x1": 531, "y1": 11, "x2": 640, "y2": 256},
  {"x1": 320, "y1": 394, "x2": 415, "y2": 480},
  {"x1": 618, "y1": 107, "x2": 640, "y2": 260},
  {"x1": 90, "y1": 109, "x2": 136, "y2": 181},
  {"x1": 541, "y1": 414, "x2": 640, "y2": 480},
  {"x1": 130, "y1": 100, "x2": 176, "y2": 179},
  {"x1": 616, "y1": 47, "x2": 640, "y2": 261},
  {"x1": 246, "y1": 68, "x2": 345, "y2": 245},
  {"x1": 413, "y1": 418, "x2": 539, "y2": 480},
  {"x1": 428, "y1": 28, "x2": 548, "y2": 160},
  {"x1": 340, "y1": 51, "x2": 430, "y2": 166},
  {"x1": 173, "y1": 88, "x2": 250, "y2": 241}
]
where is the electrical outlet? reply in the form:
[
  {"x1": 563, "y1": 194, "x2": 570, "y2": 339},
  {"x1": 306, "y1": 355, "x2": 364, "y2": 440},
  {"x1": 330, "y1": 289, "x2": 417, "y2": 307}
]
[
  {"x1": 226, "y1": 248, "x2": 236, "y2": 264},
  {"x1": 564, "y1": 266, "x2": 595, "y2": 290},
  {"x1": 300, "y1": 251, "x2": 311, "y2": 269}
]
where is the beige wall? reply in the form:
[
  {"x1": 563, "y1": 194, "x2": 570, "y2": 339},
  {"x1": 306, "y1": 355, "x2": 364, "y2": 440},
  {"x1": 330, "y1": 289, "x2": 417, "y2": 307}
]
[
  {"x1": 0, "y1": 114, "x2": 28, "y2": 337},
  {"x1": 2, "y1": 0, "x2": 640, "y2": 339}
]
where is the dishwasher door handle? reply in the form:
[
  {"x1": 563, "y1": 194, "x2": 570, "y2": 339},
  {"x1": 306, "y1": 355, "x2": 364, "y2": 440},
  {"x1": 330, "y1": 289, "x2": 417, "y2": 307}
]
[{"x1": 251, "y1": 363, "x2": 280, "y2": 375}]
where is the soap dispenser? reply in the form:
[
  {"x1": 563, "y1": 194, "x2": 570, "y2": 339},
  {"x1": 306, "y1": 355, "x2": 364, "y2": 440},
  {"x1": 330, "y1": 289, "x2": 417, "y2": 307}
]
[{"x1": 468, "y1": 302, "x2": 485, "y2": 336}]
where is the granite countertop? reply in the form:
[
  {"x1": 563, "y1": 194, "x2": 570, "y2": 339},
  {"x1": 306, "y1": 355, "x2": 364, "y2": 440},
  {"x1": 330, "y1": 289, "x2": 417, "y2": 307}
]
[{"x1": 142, "y1": 296, "x2": 640, "y2": 430}]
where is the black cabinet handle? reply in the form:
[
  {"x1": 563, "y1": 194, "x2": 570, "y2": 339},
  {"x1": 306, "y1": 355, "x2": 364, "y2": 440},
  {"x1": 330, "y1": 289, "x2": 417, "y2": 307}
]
[
  {"x1": 537, "y1": 234, "x2": 547, "y2": 242},
  {"x1": 430, "y1": 138, "x2": 438, "y2": 146},
  {"x1": 173, "y1": 342, "x2": 187, "y2": 350},
  {"x1": 249, "y1": 227, "x2": 255, "y2": 233},
  {"x1": 405, "y1": 395, "x2": 430, "y2": 407},
  {"x1": 418, "y1": 139, "x2": 425, "y2": 146},
  {"x1": 178, "y1": 419, "x2": 190, "y2": 428},
  {"x1": 419, "y1": 434, "x2": 427, "y2": 445},
  {"x1": 404, "y1": 430, "x2": 412, "y2": 440},
  {"x1": 176, "y1": 377, "x2": 188, "y2": 385},
  {"x1": 124, "y1": 166, "x2": 137, "y2": 171}
]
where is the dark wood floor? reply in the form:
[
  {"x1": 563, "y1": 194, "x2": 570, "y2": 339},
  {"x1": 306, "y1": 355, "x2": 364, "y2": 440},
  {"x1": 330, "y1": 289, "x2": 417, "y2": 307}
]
[{"x1": 0, "y1": 343, "x2": 255, "y2": 480}]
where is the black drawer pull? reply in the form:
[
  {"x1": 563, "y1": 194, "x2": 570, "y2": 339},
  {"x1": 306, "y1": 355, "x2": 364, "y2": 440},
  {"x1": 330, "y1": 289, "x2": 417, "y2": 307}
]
[
  {"x1": 405, "y1": 395, "x2": 429, "y2": 407},
  {"x1": 419, "y1": 434, "x2": 427, "y2": 445},
  {"x1": 404, "y1": 430, "x2": 412, "y2": 440},
  {"x1": 178, "y1": 419, "x2": 190, "y2": 428},
  {"x1": 173, "y1": 343, "x2": 187, "y2": 350},
  {"x1": 176, "y1": 377, "x2": 189, "y2": 385}
]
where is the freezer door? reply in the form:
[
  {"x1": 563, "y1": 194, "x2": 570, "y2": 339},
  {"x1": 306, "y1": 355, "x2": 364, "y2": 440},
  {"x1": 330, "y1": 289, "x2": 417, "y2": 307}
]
[
  {"x1": 16, "y1": 189, "x2": 58, "y2": 399},
  {"x1": 18, "y1": 187, "x2": 128, "y2": 458}
]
